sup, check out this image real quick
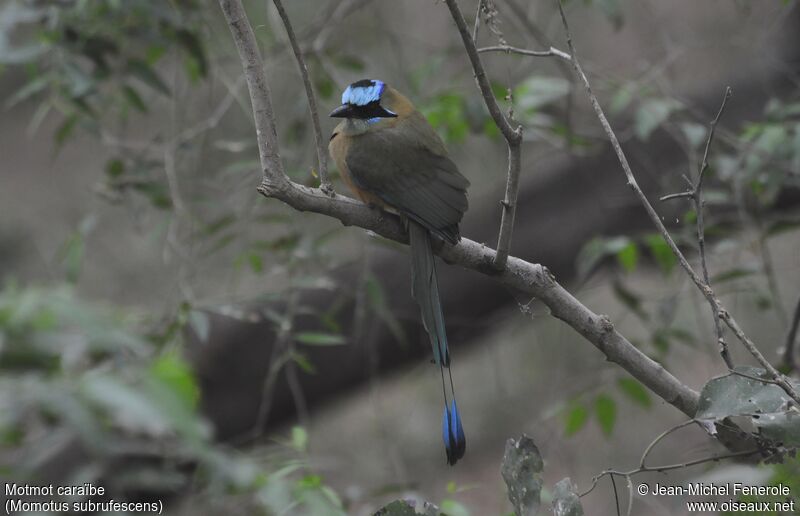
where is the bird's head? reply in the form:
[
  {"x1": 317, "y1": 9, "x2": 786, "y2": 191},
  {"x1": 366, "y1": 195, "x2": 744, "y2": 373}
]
[{"x1": 329, "y1": 79, "x2": 398, "y2": 121}]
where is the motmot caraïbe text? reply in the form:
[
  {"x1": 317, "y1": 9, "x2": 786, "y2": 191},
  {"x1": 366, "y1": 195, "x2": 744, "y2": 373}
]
[{"x1": 329, "y1": 79, "x2": 469, "y2": 465}]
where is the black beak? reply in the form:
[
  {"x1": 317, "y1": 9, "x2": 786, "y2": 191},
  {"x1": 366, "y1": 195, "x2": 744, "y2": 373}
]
[
  {"x1": 329, "y1": 103, "x2": 398, "y2": 119},
  {"x1": 329, "y1": 104, "x2": 353, "y2": 118}
]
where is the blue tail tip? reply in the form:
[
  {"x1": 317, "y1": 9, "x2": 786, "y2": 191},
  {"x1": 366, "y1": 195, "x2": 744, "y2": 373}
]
[{"x1": 442, "y1": 400, "x2": 466, "y2": 465}]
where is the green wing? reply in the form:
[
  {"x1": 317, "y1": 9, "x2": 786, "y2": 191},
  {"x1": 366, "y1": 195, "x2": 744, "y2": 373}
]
[{"x1": 344, "y1": 114, "x2": 469, "y2": 243}]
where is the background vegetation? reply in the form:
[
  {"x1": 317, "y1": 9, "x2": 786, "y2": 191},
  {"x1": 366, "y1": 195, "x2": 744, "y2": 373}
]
[{"x1": 1, "y1": 0, "x2": 800, "y2": 514}]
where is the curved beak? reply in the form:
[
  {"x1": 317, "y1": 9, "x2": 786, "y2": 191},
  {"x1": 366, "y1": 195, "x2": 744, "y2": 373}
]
[{"x1": 329, "y1": 104, "x2": 353, "y2": 118}]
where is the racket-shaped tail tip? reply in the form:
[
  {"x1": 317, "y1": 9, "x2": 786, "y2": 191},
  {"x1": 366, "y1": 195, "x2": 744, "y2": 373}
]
[{"x1": 442, "y1": 400, "x2": 466, "y2": 465}]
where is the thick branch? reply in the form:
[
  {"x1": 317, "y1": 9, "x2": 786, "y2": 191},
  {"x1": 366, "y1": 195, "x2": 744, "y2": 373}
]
[
  {"x1": 443, "y1": 0, "x2": 523, "y2": 270},
  {"x1": 219, "y1": 0, "x2": 288, "y2": 190},
  {"x1": 271, "y1": 0, "x2": 332, "y2": 194},
  {"x1": 554, "y1": 0, "x2": 800, "y2": 405},
  {"x1": 221, "y1": 0, "x2": 700, "y2": 430},
  {"x1": 259, "y1": 179, "x2": 700, "y2": 417}
]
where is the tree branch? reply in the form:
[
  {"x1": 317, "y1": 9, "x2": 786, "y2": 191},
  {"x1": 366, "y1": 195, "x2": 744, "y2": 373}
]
[
  {"x1": 661, "y1": 87, "x2": 733, "y2": 368},
  {"x1": 272, "y1": 0, "x2": 332, "y2": 194},
  {"x1": 220, "y1": 0, "x2": 709, "y2": 437},
  {"x1": 219, "y1": 0, "x2": 288, "y2": 191},
  {"x1": 443, "y1": 0, "x2": 523, "y2": 271},
  {"x1": 554, "y1": 0, "x2": 800, "y2": 405},
  {"x1": 477, "y1": 44, "x2": 571, "y2": 61}
]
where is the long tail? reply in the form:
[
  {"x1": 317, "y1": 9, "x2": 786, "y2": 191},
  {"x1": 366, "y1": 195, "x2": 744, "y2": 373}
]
[{"x1": 408, "y1": 220, "x2": 466, "y2": 466}]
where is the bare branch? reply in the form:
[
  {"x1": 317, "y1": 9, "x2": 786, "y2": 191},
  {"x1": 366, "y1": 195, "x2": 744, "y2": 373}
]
[
  {"x1": 553, "y1": 0, "x2": 800, "y2": 405},
  {"x1": 219, "y1": 0, "x2": 288, "y2": 191},
  {"x1": 443, "y1": 0, "x2": 518, "y2": 143},
  {"x1": 579, "y1": 448, "x2": 761, "y2": 498},
  {"x1": 660, "y1": 88, "x2": 733, "y2": 367},
  {"x1": 478, "y1": 44, "x2": 571, "y2": 61},
  {"x1": 692, "y1": 87, "x2": 733, "y2": 368},
  {"x1": 443, "y1": 0, "x2": 523, "y2": 270},
  {"x1": 272, "y1": 0, "x2": 332, "y2": 194},
  {"x1": 219, "y1": 0, "x2": 791, "y2": 445}
]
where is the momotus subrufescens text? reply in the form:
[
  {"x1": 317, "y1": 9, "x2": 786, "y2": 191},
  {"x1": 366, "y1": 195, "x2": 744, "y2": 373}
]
[{"x1": 329, "y1": 79, "x2": 469, "y2": 465}]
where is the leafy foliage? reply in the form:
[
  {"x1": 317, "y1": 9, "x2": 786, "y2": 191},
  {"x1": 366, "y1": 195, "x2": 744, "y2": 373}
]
[
  {"x1": 2, "y1": 0, "x2": 208, "y2": 144},
  {"x1": 696, "y1": 367, "x2": 800, "y2": 448},
  {"x1": 0, "y1": 283, "x2": 344, "y2": 514}
]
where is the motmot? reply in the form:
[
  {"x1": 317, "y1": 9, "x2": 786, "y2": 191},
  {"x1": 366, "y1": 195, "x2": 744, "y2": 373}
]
[{"x1": 329, "y1": 79, "x2": 469, "y2": 465}]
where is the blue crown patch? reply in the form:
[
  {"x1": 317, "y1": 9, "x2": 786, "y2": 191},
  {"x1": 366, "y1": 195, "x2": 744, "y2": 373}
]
[{"x1": 342, "y1": 79, "x2": 385, "y2": 106}]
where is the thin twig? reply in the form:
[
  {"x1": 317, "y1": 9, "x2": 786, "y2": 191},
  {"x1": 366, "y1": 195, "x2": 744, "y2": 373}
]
[
  {"x1": 638, "y1": 419, "x2": 696, "y2": 469},
  {"x1": 554, "y1": 0, "x2": 800, "y2": 405},
  {"x1": 477, "y1": 44, "x2": 571, "y2": 61},
  {"x1": 272, "y1": 0, "x2": 332, "y2": 194},
  {"x1": 579, "y1": 448, "x2": 761, "y2": 498},
  {"x1": 498, "y1": 0, "x2": 577, "y2": 143},
  {"x1": 609, "y1": 474, "x2": 621, "y2": 516},
  {"x1": 443, "y1": 0, "x2": 523, "y2": 270},
  {"x1": 443, "y1": 0, "x2": 517, "y2": 140},
  {"x1": 693, "y1": 87, "x2": 733, "y2": 368},
  {"x1": 783, "y1": 296, "x2": 800, "y2": 372},
  {"x1": 472, "y1": 0, "x2": 483, "y2": 44},
  {"x1": 251, "y1": 288, "x2": 301, "y2": 440}
]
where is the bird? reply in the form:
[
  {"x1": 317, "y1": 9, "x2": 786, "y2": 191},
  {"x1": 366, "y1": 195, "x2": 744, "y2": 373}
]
[{"x1": 329, "y1": 79, "x2": 469, "y2": 465}]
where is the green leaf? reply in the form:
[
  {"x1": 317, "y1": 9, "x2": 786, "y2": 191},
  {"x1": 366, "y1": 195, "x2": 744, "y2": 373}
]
[
  {"x1": 594, "y1": 395, "x2": 617, "y2": 436},
  {"x1": 126, "y1": 58, "x2": 171, "y2": 96},
  {"x1": 617, "y1": 378, "x2": 651, "y2": 408},
  {"x1": 696, "y1": 367, "x2": 799, "y2": 420},
  {"x1": 440, "y1": 500, "x2": 470, "y2": 516},
  {"x1": 500, "y1": 435, "x2": 543, "y2": 516},
  {"x1": 149, "y1": 353, "x2": 200, "y2": 410},
  {"x1": 552, "y1": 477, "x2": 585, "y2": 516},
  {"x1": 576, "y1": 236, "x2": 631, "y2": 279},
  {"x1": 615, "y1": 241, "x2": 639, "y2": 272},
  {"x1": 291, "y1": 351, "x2": 316, "y2": 374},
  {"x1": 290, "y1": 426, "x2": 307, "y2": 452},
  {"x1": 644, "y1": 234, "x2": 676, "y2": 274},
  {"x1": 294, "y1": 332, "x2": 346, "y2": 346},
  {"x1": 696, "y1": 367, "x2": 800, "y2": 446},
  {"x1": 564, "y1": 402, "x2": 588, "y2": 435},
  {"x1": 176, "y1": 29, "x2": 207, "y2": 79},
  {"x1": 635, "y1": 98, "x2": 681, "y2": 140},
  {"x1": 247, "y1": 252, "x2": 264, "y2": 273}
]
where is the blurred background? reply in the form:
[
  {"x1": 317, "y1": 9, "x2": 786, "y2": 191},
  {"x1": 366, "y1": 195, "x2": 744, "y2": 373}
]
[{"x1": 1, "y1": 0, "x2": 800, "y2": 514}]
